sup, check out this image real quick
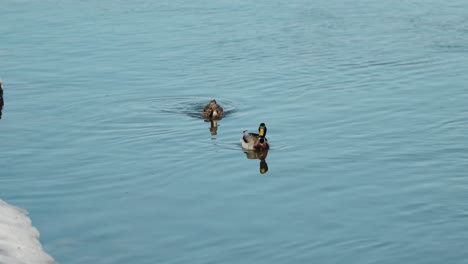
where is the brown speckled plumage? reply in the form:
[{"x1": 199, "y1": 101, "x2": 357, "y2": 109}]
[{"x1": 202, "y1": 99, "x2": 224, "y2": 120}]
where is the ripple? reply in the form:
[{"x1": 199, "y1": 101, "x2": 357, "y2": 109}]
[
  {"x1": 56, "y1": 95, "x2": 240, "y2": 142},
  {"x1": 209, "y1": 136, "x2": 297, "y2": 151},
  {"x1": 435, "y1": 44, "x2": 468, "y2": 53},
  {"x1": 337, "y1": 58, "x2": 433, "y2": 70},
  {"x1": 155, "y1": 97, "x2": 238, "y2": 119}
]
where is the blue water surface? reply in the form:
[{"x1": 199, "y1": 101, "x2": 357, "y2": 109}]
[{"x1": 1, "y1": 0, "x2": 468, "y2": 263}]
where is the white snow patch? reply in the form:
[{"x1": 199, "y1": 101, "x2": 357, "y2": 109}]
[{"x1": 0, "y1": 199, "x2": 56, "y2": 264}]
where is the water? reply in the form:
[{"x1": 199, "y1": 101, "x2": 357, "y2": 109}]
[{"x1": 1, "y1": 0, "x2": 468, "y2": 263}]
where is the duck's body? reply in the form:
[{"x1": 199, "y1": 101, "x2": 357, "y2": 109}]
[
  {"x1": 241, "y1": 123, "x2": 269, "y2": 150},
  {"x1": 202, "y1": 99, "x2": 224, "y2": 120}
]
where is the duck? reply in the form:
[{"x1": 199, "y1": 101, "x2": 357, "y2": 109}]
[
  {"x1": 0, "y1": 80, "x2": 3, "y2": 109},
  {"x1": 202, "y1": 99, "x2": 224, "y2": 120},
  {"x1": 241, "y1": 123, "x2": 270, "y2": 150}
]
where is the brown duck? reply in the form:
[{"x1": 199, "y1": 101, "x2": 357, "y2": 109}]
[{"x1": 202, "y1": 99, "x2": 224, "y2": 120}]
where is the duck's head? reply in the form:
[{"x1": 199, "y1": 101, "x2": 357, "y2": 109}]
[
  {"x1": 209, "y1": 99, "x2": 217, "y2": 106},
  {"x1": 258, "y1": 123, "x2": 267, "y2": 137}
]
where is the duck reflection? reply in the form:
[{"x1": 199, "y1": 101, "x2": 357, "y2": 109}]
[
  {"x1": 207, "y1": 119, "x2": 218, "y2": 135},
  {"x1": 0, "y1": 81, "x2": 3, "y2": 121},
  {"x1": 243, "y1": 149, "x2": 269, "y2": 174}
]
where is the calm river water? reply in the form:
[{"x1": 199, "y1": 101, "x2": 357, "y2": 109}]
[{"x1": 1, "y1": 0, "x2": 468, "y2": 263}]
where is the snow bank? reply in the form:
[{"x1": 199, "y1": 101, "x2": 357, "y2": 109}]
[{"x1": 0, "y1": 199, "x2": 56, "y2": 264}]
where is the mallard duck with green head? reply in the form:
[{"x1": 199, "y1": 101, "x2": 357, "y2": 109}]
[
  {"x1": 202, "y1": 99, "x2": 224, "y2": 120},
  {"x1": 241, "y1": 123, "x2": 270, "y2": 150}
]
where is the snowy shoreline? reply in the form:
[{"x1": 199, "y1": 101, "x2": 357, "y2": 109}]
[{"x1": 0, "y1": 199, "x2": 56, "y2": 264}]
